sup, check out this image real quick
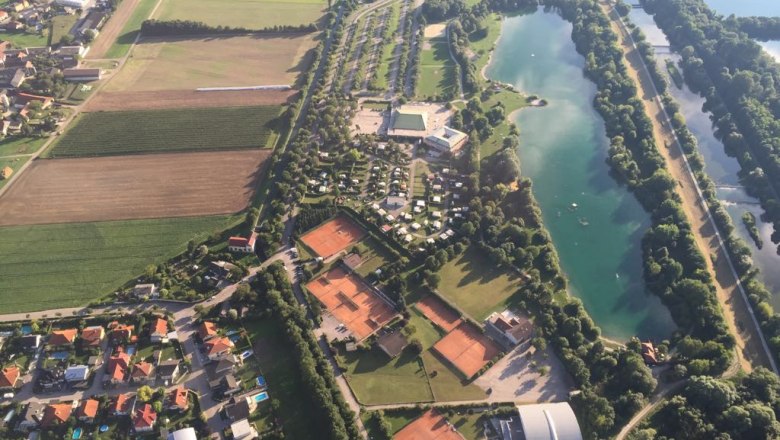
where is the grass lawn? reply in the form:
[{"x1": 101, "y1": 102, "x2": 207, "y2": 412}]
[
  {"x1": 61, "y1": 81, "x2": 100, "y2": 104},
  {"x1": 470, "y1": 14, "x2": 503, "y2": 82},
  {"x1": 353, "y1": 236, "x2": 395, "y2": 278},
  {"x1": 479, "y1": 90, "x2": 527, "y2": 157},
  {"x1": 105, "y1": 0, "x2": 159, "y2": 58},
  {"x1": 245, "y1": 319, "x2": 318, "y2": 440},
  {"x1": 362, "y1": 408, "x2": 421, "y2": 438},
  {"x1": 416, "y1": 38, "x2": 457, "y2": 100},
  {"x1": 0, "y1": 31, "x2": 48, "y2": 48},
  {"x1": 153, "y1": 0, "x2": 326, "y2": 28},
  {"x1": 412, "y1": 161, "x2": 430, "y2": 198},
  {"x1": 449, "y1": 412, "x2": 485, "y2": 439},
  {"x1": 437, "y1": 247, "x2": 524, "y2": 320},
  {"x1": 0, "y1": 156, "x2": 29, "y2": 189},
  {"x1": 340, "y1": 347, "x2": 433, "y2": 405},
  {"x1": 45, "y1": 106, "x2": 282, "y2": 157},
  {"x1": 0, "y1": 137, "x2": 47, "y2": 157},
  {"x1": 370, "y1": 0, "x2": 401, "y2": 91},
  {"x1": 49, "y1": 14, "x2": 78, "y2": 46},
  {"x1": 0, "y1": 215, "x2": 237, "y2": 313}
]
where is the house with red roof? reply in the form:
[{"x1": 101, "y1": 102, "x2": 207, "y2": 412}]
[
  {"x1": 41, "y1": 402, "x2": 72, "y2": 427},
  {"x1": 13, "y1": 92, "x2": 52, "y2": 109},
  {"x1": 48, "y1": 328, "x2": 77, "y2": 347},
  {"x1": 110, "y1": 393, "x2": 133, "y2": 416},
  {"x1": 198, "y1": 321, "x2": 218, "y2": 341},
  {"x1": 0, "y1": 366, "x2": 21, "y2": 390},
  {"x1": 166, "y1": 386, "x2": 189, "y2": 412},
  {"x1": 80, "y1": 325, "x2": 105, "y2": 349},
  {"x1": 133, "y1": 403, "x2": 157, "y2": 433},
  {"x1": 108, "y1": 322, "x2": 134, "y2": 345},
  {"x1": 131, "y1": 361, "x2": 155, "y2": 385},
  {"x1": 228, "y1": 233, "x2": 256, "y2": 253},
  {"x1": 203, "y1": 336, "x2": 234, "y2": 361},
  {"x1": 105, "y1": 352, "x2": 131, "y2": 386},
  {"x1": 77, "y1": 399, "x2": 99, "y2": 423},
  {"x1": 642, "y1": 341, "x2": 659, "y2": 365},
  {"x1": 150, "y1": 317, "x2": 168, "y2": 343}
]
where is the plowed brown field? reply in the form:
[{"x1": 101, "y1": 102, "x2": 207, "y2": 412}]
[{"x1": 0, "y1": 150, "x2": 270, "y2": 226}]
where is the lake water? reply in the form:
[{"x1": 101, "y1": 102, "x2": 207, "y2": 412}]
[
  {"x1": 631, "y1": 8, "x2": 780, "y2": 307},
  {"x1": 704, "y1": 0, "x2": 780, "y2": 17},
  {"x1": 485, "y1": 10, "x2": 675, "y2": 340}
]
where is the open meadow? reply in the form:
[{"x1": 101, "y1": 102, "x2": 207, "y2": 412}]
[
  {"x1": 0, "y1": 215, "x2": 236, "y2": 313},
  {"x1": 46, "y1": 106, "x2": 281, "y2": 157},
  {"x1": 0, "y1": 150, "x2": 270, "y2": 226},
  {"x1": 153, "y1": 0, "x2": 326, "y2": 28},
  {"x1": 416, "y1": 33, "x2": 457, "y2": 100},
  {"x1": 437, "y1": 247, "x2": 524, "y2": 321},
  {"x1": 89, "y1": 0, "x2": 158, "y2": 59},
  {"x1": 104, "y1": 34, "x2": 318, "y2": 92}
]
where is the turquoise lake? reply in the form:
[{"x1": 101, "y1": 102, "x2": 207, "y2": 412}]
[{"x1": 485, "y1": 10, "x2": 675, "y2": 340}]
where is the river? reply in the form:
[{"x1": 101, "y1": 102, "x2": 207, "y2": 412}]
[
  {"x1": 630, "y1": 7, "x2": 780, "y2": 307},
  {"x1": 485, "y1": 10, "x2": 674, "y2": 341}
]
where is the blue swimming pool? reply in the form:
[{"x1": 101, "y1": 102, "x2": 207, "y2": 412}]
[
  {"x1": 254, "y1": 392, "x2": 269, "y2": 402},
  {"x1": 256, "y1": 376, "x2": 266, "y2": 388},
  {"x1": 49, "y1": 351, "x2": 69, "y2": 360},
  {"x1": 228, "y1": 334, "x2": 241, "y2": 343},
  {"x1": 72, "y1": 427, "x2": 82, "y2": 439},
  {"x1": 125, "y1": 345, "x2": 136, "y2": 355},
  {"x1": 99, "y1": 425, "x2": 109, "y2": 433},
  {"x1": 241, "y1": 350, "x2": 253, "y2": 359},
  {"x1": 20, "y1": 325, "x2": 31, "y2": 335}
]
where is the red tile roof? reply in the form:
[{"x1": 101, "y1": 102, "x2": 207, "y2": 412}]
[
  {"x1": 41, "y1": 402, "x2": 72, "y2": 427},
  {"x1": 107, "y1": 352, "x2": 131, "y2": 382},
  {"x1": 198, "y1": 321, "x2": 218, "y2": 340},
  {"x1": 49, "y1": 328, "x2": 77, "y2": 346},
  {"x1": 131, "y1": 361, "x2": 153, "y2": 379},
  {"x1": 134, "y1": 403, "x2": 157, "y2": 429},
  {"x1": 0, "y1": 366, "x2": 19, "y2": 388},
  {"x1": 228, "y1": 236, "x2": 249, "y2": 247},
  {"x1": 168, "y1": 386, "x2": 189, "y2": 410},
  {"x1": 204, "y1": 337, "x2": 233, "y2": 355},
  {"x1": 109, "y1": 322, "x2": 134, "y2": 340},
  {"x1": 78, "y1": 399, "x2": 99, "y2": 419},
  {"x1": 80, "y1": 326, "x2": 105, "y2": 346},
  {"x1": 151, "y1": 317, "x2": 167, "y2": 336},
  {"x1": 111, "y1": 394, "x2": 132, "y2": 414}
]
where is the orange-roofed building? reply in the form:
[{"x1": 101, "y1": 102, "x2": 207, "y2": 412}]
[
  {"x1": 150, "y1": 317, "x2": 168, "y2": 343},
  {"x1": 105, "y1": 352, "x2": 131, "y2": 385},
  {"x1": 108, "y1": 322, "x2": 134, "y2": 344},
  {"x1": 203, "y1": 336, "x2": 234, "y2": 361},
  {"x1": 133, "y1": 403, "x2": 156, "y2": 433},
  {"x1": 0, "y1": 366, "x2": 20, "y2": 390},
  {"x1": 41, "y1": 402, "x2": 72, "y2": 427},
  {"x1": 198, "y1": 321, "x2": 218, "y2": 341},
  {"x1": 48, "y1": 328, "x2": 77, "y2": 346},
  {"x1": 131, "y1": 361, "x2": 154, "y2": 385},
  {"x1": 80, "y1": 325, "x2": 105, "y2": 348},
  {"x1": 641, "y1": 341, "x2": 659, "y2": 365},
  {"x1": 77, "y1": 399, "x2": 99, "y2": 423},
  {"x1": 166, "y1": 386, "x2": 189, "y2": 412},
  {"x1": 110, "y1": 393, "x2": 133, "y2": 416}
]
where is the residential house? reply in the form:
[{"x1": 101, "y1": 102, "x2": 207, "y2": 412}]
[
  {"x1": 41, "y1": 402, "x2": 72, "y2": 428},
  {"x1": 213, "y1": 355, "x2": 241, "y2": 376},
  {"x1": 80, "y1": 325, "x2": 105, "y2": 349},
  {"x1": 231, "y1": 419, "x2": 258, "y2": 440},
  {"x1": 198, "y1": 321, "x2": 218, "y2": 341},
  {"x1": 105, "y1": 352, "x2": 131, "y2": 385},
  {"x1": 0, "y1": 366, "x2": 20, "y2": 390},
  {"x1": 485, "y1": 310, "x2": 534, "y2": 348},
  {"x1": 19, "y1": 334, "x2": 41, "y2": 352},
  {"x1": 227, "y1": 233, "x2": 256, "y2": 253},
  {"x1": 76, "y1": 399, "x2": 98, "y2": 424},
  {"x1": 77, "y1": 9, "x2": 106, "y2": 35},
  {"x1": 132, "y1": 283, "x2": 157, "y2": 299},
  {"x1": 17, "y1": 402, "x2": 45, "y2": 432},
  {"x1": 133, "y1": 403, "x2": 156, "y2": 433},
  {"x1": 36, "y1": 368, "x2": 65, "y2": 391},
  {"x1": 13, "y1": 92, "x2": 52, "y2": 110},
  {"x1": 150, "y1": 317, "x2": 168, "y2": 343},
  {"x1": 203, "y1": 337, "x2": 234, "y2": 362},
  {"x1": 64, "y1": 365, "x2": 89, "y2": 383},
  {"x1": 108, "y1": 322, "x2": 134, "y2": 345},
  {"x1": 0, "y1": 11, "x2": 8, "y2": 23},
  {"x1": 56, "y1": 45, "x2": 84, "y2": 68},
  {"x1": 166, "y1": 386, "x2": 189, "y2": 412},
  {"x1": 642, "y1": 341, "x2": 659, "y2": 365},
  {"x1": 48, "y1": 328, "x2": 77, "y2": 347},
  {"x1": 157, "y1": 359, "x2": 180, "y2": 384},
  {"x1": 130, "y1": 361, "x2": 154, "y2": 385},
  {"x1": 224, "y1": 395, "x2": 257, "y2": 422},
  {"x1": 4, "y1": 21, "x2": 24, "y2": 31},
  {"x1": 110, "y1": 393, "x2": 133, "y2": 416},
  {"x1": 167, "y1": 427, "x2": 198, "y2": 440}
]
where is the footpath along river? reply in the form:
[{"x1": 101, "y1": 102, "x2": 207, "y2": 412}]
[{"x1": 484, "y1": 10, "x2": 675, "y2": 340}]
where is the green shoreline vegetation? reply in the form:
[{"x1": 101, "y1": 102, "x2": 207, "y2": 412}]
[
  {"x1": 743, "y1": 211, "x2": 763, "y2": 249},
  {"x1": 665, "y1": 58, "x2": 684, "y2": 89}
]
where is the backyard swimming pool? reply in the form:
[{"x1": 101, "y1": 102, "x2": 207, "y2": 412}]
[
  {"x1": 72, "y1": 427, "x2": 82, "y2": 439},
  {"x1": 253, "y1": 391, "x2": 269, "y2": 402}
]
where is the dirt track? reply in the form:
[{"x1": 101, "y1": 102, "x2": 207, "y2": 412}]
[
  {"x1": 601, "y1": 2, "x2": 771, "y2": 372},
  {"x1": 0, "y1": 150, "x2": 270, "y2": 226},
  {"x1": 87, "y1": 0, "x2": 142, "y2": 59},
  {"x1": 84, "y1": 89, "x2": 297, "y2": 111}
]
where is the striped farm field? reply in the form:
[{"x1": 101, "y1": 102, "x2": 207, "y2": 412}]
[
  {"x1": 45, "y1": 106, "x2": 283, "y2": 158},
  {"x1": 0, "y1": 215, "x2": 237, "y2": 313}
]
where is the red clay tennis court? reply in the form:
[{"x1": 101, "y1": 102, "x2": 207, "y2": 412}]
[
  {"x1": 433, "y1": 322, "x2": 501, "y2": 378},
  {"x1": 394, "y1": 409, "x2": 465, "y2": 440},
  {"x1": 305, "y1": 267, "x2": 396, "y2": 341},
  {"x1": 300, "y1": 215, "x2": 366, "y2": 258},
  {"x1": 415, "y1": 295, "x2": 462, "y2": 332}
]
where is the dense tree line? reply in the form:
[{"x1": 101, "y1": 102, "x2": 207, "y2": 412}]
[
  {"x1": 731, "y1": 16, "x2": 780, "y2": 41},
  {"x1": 249, "y1": 264, "x2": 361, "y2": 440},
  {"x1": 422, "y1": 0, "x2": 466, "y2": 22},
  {"x1": 295, "y1": 206, "x2": 339, "y2": 234},
  {"x1": 140, "y1": 19, "x2": 316, "y2": 36},
  {"x1": 631, "y1": 368, "x2": 780, "y2": 439}
]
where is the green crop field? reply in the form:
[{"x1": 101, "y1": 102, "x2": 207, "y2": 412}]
[
  {"x1": 0, "y1": 215, "x2": 236, "y2": 313},
  {"x1": 416, "y1": 38, "x2": 457, "y2": 100},
  {"x1": 46, "y1": 106, "x2": 282, "y2": 157},
  {"x1": 153, "y1": 0, "x2": 326, "y2": 29},
  {"x1": 104, "y1": 0, "x2": 159, "y2": 59},
  {"x1": 437, "y1": 247, "x2": 524, "y2": 320},
  {"x1": 49, "y1": 14, "x2": 78, "y2": 46}
]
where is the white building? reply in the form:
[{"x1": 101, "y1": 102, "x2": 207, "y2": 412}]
[
  {"x1": 516, "y1": 402, "x2": 583, "y2": 440},
  {"x1": 167, "y1": 427, "x2": 197, "y2": 440},
  {"x1": 424, "y1": 126, "x2": 468, "y2": 155},
  {"x1": 231, "y1": 419, "x2": 258, "y2": 439},
  {"x1": 55, "y1": 0, "x2": 89, "y2": 7}
]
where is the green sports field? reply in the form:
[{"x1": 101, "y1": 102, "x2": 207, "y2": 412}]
[
  {"x1": 416, "y1": 37, "x2": 458, "y2": 100},
  {"x1": 436, "y1": 247, "x2": 524, "y2": 320},
  {"x1": 153, "y1": 0, "x2": 326, "y2": 29},
  {"x1": 46, "y1": 106, "x2": 282, "y2": 157},
  {"x1": 0, "y1": 215, "x2": 236, "y2": 313}
]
